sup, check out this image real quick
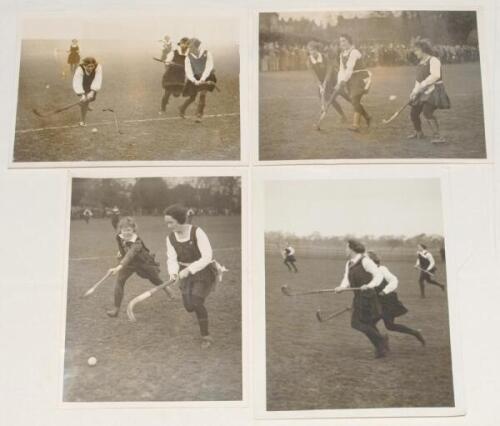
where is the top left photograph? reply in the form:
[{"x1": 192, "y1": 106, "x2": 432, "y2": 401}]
[{"x1": 11, "y1": 11, "x2": 243, "y2": 165}]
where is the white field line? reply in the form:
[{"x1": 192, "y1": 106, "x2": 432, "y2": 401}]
[
  {"x1": 16, "y1": 112, "x2": 240, "y2": 134},
  {"x1": 69, "y1": 246, "x2": 241, "y2": 261}
]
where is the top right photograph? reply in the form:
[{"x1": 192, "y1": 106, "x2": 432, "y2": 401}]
[{"x1": 258, "y1": 10, "x2": 487, "y2": 161}]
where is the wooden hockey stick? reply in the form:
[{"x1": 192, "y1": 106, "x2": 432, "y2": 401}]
[
  {"x1": 126, "y1": 278, "x2": 177, "y2": 322},
  {"x1": 82, "y1": 269, "x2": 113, "y2": 298}
]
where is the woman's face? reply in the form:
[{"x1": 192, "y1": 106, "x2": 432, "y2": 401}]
[
  {"x1": 345, "y1": 245, "x2": 353, "y2": 258},
  {"x1": 417, "y1": 244, "x2": 424, "y2": 251},
  {"x1": 164, "y1": 215, "x2": 182, "y2": 232},
  {"x1": 120, "y1": 226, "x2": 135, "y2": 241},
  {"x1": 83, "y1": 63, "x2": 96, "y2": 74},
  {"x1": 414, "y1": 47, "x2": 424, "y2": 59},
  {"x1": 339, "y1": 37, "x2": 350, "y2": 51}
]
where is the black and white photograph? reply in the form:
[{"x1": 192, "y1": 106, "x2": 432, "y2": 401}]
[
  {"x1": 258, "y1": 10, "x2": 487, "y2": 161},
  {"x1": 63, "y1": 176, "x2": 242, "y2": 402},
  {"x1": 13, "y1": 12, "x2": 241, "y2": 164},
  {"x1": 260, "y1": 177, "x2": 457, "y2": 413}
]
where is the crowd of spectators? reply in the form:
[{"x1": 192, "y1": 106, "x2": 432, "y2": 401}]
[{"x1": 260, "y1": 40, "x2": 480, "y2": 72}]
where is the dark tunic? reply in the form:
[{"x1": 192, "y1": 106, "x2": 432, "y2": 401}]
[
  {"x1": 162, "y1": 49, "x2": 187, "y2": 96},
  {"x1": 414, "y1": 57, "x2": 450, "y2": 109},
  {"x1": 284, "y1": 247, "x2": 296, "y2": 262},
  {"x1": 168, "y1": 226, "x2": 217, "y2": 299},
  {"x1": 418, "y1": 252, "x2": 437, "y2": 274},
  {"x1": 347, "y1": 256, "x2": 382, "y2": 324},
  {"x1": 79, "y1": 64, "x2": 99, "y2": 100},
  {"x1": 309, "y1": 53, "x2": 339, "y2": 98},
  {"x1": 116, "y1": 235, "x2": 162, "y2": 285},
  {"x1": 67, "y1": 45, "x2": 80, "y2": 64},
  {"x1": 183, "y1": 51, "x2": 217, "y2": 97},
  {"x1": 340, "y1": 49, "x2": 371, "y2": 97},
  {"x1": 376, "y1": 274, "x2": 408, "y2": 319}
]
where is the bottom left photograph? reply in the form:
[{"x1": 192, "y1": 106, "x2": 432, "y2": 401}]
[{"x1": 62, "y1": 176, "x2": 242, "y2": 402}]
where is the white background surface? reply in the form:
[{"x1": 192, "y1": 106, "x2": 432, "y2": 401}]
[{"x1": 0, "y1": 0, "x2": 499, "y2": 425}]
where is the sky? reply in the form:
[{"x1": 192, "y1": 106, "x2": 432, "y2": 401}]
[
  {"x1": 264, "y1": 178, "x2": 443, "y2": 238},
  {"x1": 21, "y1": 13, "x2": 239, "y2": 46}
]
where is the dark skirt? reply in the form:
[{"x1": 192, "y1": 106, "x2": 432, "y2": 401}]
[
  {"x1": 120, "y1": 263, "x2": 163, "y2": 286},
  {"x1": 183, "y1": 71, "x2": 217, "y2": 97},
  {"x1": 379, "y1": 292, "x2": 408, "y2": 319},
  {"x1": 346, "y1": 70, "x2": 372, "y2": 98},
  {"x1": 285, "y1": 255, "x2": 296, "y2": 262},
  {"x1": 67, "y1": 53, "x2": 80, "y2": 65},
  {"x1": 179, "y1": 263, "x2": 217, "y2": 299},
  {"x1": 352, "y1": 289, "x2": 382, "y2": 324},
  {"x1": 162, "y1": 64, "x2": 186, "y2": 96},
  {"x1": 419, "y1": 84, "x2": 450, "y2": 109}
]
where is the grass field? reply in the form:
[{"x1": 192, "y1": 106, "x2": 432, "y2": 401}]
[
  {"x1": 265, "y1": 251, "x2": 453, "y2": 411},
  {"x1": 259, "y1": 63, "x2": 486, "y2": 160},
  {"x1": 63, "y1": 216, "x2": 242, "y2": 402},
  {"x1": 14, "y1": 40, "x2": 240, "y2": 162}
]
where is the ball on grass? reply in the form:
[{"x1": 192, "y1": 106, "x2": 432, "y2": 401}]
[
  {"x1": 87, "y1": 356, "x2": 97, "y2": 366},
  {"x1": 389, "y1": 95, "x2": 397, "y2": 101},
  {"x1": 45, "y1": 84, "x2": 50, "y2": 89},
  {"x1": 91, "y1": 128, "x2": 98, "y2": 133}
]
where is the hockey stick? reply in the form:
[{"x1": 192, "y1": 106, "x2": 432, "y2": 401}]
[
  {"x1": 315, "y1": 86, "x2": 342, "y2": 130},
  {"x1": 126, "y1": 278, "x2": 177, "y2": 322},
  {"x1": 280, "y1": 285, "x2": 361, "y2": 297},
  {"x1": 102, "y1": 108, "x2": 123, "y2": 134},
  {"x1": 33, "y1": 100, "x2": 81, "y2": 118},
  {"x1": 316, "y1": 306, "x2": 351, "y2": 323},
  {"x1": 382, "y1": 100, "x2": 411, "y2": 124},
  {"x1": 82, "y1": 269, "x2": 113, "y2": 298},
  {"x1": 414, "y1": 266, "x2": 435, "y2": 277}
]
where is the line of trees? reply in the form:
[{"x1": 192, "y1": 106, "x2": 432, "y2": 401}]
[{"x1": 71, "y1": 177, "x2": 241, "y2": 216}]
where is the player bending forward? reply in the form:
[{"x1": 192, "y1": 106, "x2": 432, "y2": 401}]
[
  {"x1": 415, "y1": 243, "x2": 445, "y2": 298},
  {"x1": 367, "y1": 251, "x2": 426, "y2": 346},
  {"x1": 72, "y1": 57, "x2": 103, "y2": 126},
  {"x1": 282, "y1": 244, "x2": 298, "y2": 273},
  {"x1": 334, "y1": 239, "x2": 388, "y2": 359},
  {"x1": 106, "y1": 217, "x2": 174, "y2": 317},
  {"x1": 180, "y1": 38, "x2": 217, "y2": 122},
  {"x1": 160, "y1": 37, "x2": 190, "y2": 114},
  {"x1": 165, "y1": 205, "x2": 219, "y2": 349},
  {"x1": 408, "y1": 38, "x2": 450, "y2": 143}
]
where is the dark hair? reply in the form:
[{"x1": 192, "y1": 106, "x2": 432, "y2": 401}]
[
  {"x1": 367, "y1": 251, "x2": 380, "y2": 266},
  {"x1": 414, "y1": 38, "x2": 434, "y2": 55},
  {"x1": 178, "y1": 37, "x2": 190, "y2": 45},
  {"x1": 347, "y1": 239, "x2": 365, "y2": 254},
  {"x1": 339, "y1": 34, "x2": 353, "y2": 45},
  {"x1": 418, "y1": 243, "x2": 427, "y2": 250},
  {"x1": 82, "y1": 57, "x2": 97, "y2": 66},
  {"x1": 164, "y1": 204, "x2": 188, "y2": 224}
]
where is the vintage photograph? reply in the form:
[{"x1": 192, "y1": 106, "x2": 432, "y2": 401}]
[
  {"x1": 263, "y1": 178, "x2": 454, "y2": 411},
  {"x1": 259, "y1": 10, "x2": 486, "y2": 161},
  {"x1": 63, "y1": 176, "x2": 242, "y2": 402},
  {"x1": 13, "y1": 13, "x2": 241, "y2": 164}
]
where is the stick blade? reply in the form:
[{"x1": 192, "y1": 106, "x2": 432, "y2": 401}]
[
  {"x1": 280, "y1": 285, "x2": 293, "y2": 296},
  {"x1": 315, "y1": 310, "x2": 324, "y2": 322},
  {"x1": 32, "y1": 108, "x2": 45, "y2": 117}
]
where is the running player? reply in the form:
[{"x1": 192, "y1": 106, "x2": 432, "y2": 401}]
[
  {"x1": 335, "y1": 34, "x2": 372, "y2": 132},
  {"x1": 367, "y1": 251, "x2": 426, "y2": 346},
  {"x1": 415, "y1": 243, "x2": 445, "y2": 297},
  {"x1": 164, "y1": 204, "x2": 218, "y2": 349},
  {"x1": 282, "y1": 244, "x2": 298, "y2": 273},
  {"x1": 306, "y1": 41, "x2": 348, "y2": 122},
  {"x1": 72, "y1": 57, "x2": 103, "y2": 126},
  {"x1": 180, "y1": 38, "x2": 217, "y2": 123},
  {"x1": 82, "y1": 207, "x2": 93, "y2": 224},
  {"x1": 408, "y1": 38, "x2": 450, "y2": 143},
  {"x1": 334, "y1": 239, "x2": 388, "y2": 359},
  {"x1": 67, "y1": 39, "x2": 80, "y2": 75},
  {"x1": 110, "y1": 207, "x2": 121, "y2": 230},
  {"x1": 159, "y1": 37, "x2": 190, "y2": 114},
  {"x1": 106, "y1": 217, "x2": 174, "y2": 318},
  {"x1": 159, "y1": 35, "x2": 173, "y2": 62}
]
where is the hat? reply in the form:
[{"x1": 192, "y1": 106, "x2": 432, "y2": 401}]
[{"x1": 347, "y1": 239, "x2": 365, "y2": 254}]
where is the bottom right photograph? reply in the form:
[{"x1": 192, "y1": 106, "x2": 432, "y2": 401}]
[{"x1": 263, "y1": 177, "x2": 454, "y2": 412}]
